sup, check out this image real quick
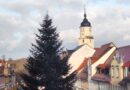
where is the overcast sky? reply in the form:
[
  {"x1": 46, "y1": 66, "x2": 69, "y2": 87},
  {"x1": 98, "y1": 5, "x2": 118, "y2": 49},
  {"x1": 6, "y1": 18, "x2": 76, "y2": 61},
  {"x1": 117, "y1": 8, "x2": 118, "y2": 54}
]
[{"x1": 0, "y1": 0, "x2": 130, "y2": 59}]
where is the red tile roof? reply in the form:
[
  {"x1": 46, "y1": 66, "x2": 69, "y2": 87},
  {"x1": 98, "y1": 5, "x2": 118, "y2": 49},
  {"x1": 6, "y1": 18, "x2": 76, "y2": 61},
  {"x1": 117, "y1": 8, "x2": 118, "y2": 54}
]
[
  {"x1": 74, "y1": 43, "x2": 130, "y2": 84},
  {"x1": 123, "y1": 61, "x2": 130, "y2": 67},
  {"x1": 91, "y1": 43, "x2": 114, "y2": 69},
  {"x1": 92, "y1": 73, "x2": 111, "y2": 83},
  {"x1": 93, "y1": 42, "x2": 113, "y2": 59},
  {"x1": 97, "y1": 64, "x2": 110, "y2": 69},
  {"x1": 75, "y1": 42, "x2": 114, "y2": 73},
  {"x1": 97, "y1": 50, "x2": 115, "y2": 69},
  {"x1": 98, "y1": 45, "x2": 130, "y2": 69},
  {"x1": 75, "y1": 43, "x2": 114, "y2": 73},
  {"x1": 76, "y1": 58, "x2": 88, "y2": 72}
]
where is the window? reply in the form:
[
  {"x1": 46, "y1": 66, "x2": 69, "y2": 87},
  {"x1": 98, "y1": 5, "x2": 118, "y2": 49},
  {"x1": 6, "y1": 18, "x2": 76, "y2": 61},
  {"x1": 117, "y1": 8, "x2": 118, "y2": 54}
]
[
  {"x1": 111, "y1": 66, "x2": 114, "y2": 77},
  {"x1": 116, "y1": 66, "x2": 119, "y2": 78},
  {"x1": 82, "y1": 39, "x2": 84, "y2": 43},
  {"x1": 124, "y1": 67, "x2": 128, "y2": 77},
  {"x1": 128, "y1": 67, "x2": 130, "y2": 72}
]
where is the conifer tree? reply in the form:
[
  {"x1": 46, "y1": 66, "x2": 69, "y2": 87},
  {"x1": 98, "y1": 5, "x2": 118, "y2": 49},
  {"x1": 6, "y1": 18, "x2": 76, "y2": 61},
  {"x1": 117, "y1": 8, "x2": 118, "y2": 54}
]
[{"x1": 21, "y1": 14, "x2": 75, "y2": 90}]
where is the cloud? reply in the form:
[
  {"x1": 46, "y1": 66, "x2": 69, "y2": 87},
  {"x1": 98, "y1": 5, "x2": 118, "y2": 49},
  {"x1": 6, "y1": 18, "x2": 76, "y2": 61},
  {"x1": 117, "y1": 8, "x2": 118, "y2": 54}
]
[
  {"x1": 123, "y1": 35, "x2": 130, "y2": 41},
  {"x1": 115, "y1": 0, "x2": 130, "y2": 4},
  {"x1": 0, "y1": 0, "x2": 130, "y2": 59}
]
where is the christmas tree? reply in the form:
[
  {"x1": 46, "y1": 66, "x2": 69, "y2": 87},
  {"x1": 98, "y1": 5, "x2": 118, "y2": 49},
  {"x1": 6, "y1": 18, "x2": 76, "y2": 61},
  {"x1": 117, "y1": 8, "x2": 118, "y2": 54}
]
[{"x1": 21, "y1": 14, "x2": 76, "y2": 90}]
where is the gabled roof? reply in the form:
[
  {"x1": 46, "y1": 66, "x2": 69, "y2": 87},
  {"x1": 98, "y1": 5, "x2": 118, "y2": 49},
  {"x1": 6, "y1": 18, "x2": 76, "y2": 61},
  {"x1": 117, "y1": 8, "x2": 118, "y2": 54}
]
[
  {"x1": 74, "y1": 42, "x2": 115, "y2": 74},
  {"x1": 97, "y1": 45, "x2": 130, "y2": 69},
  {"x1": 97, "y1": 50, "x2": 115, "y2": 69},
  {"x1": 91, "y1": 42, "x2": 114, "y2": 66},
  {"x1": 93, "y1": 42, "x2": 114, "y2": 58}
]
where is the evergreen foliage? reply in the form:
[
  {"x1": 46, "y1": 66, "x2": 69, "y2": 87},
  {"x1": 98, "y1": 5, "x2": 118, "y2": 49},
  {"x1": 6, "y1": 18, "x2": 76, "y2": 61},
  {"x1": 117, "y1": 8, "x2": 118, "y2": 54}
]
[{"x1": 21, "y1": 14, "x2": 76, "y2": 90}]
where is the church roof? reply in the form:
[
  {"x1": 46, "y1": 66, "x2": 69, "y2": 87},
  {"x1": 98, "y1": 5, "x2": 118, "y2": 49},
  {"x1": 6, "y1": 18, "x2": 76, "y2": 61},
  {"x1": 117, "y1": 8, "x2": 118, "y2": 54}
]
[
  {"x1": 80, "y1": 12, "x2": 91, "y2": 27},
  {"x1": 80, "y1": 18, "x2": 91, "y2": 27}
]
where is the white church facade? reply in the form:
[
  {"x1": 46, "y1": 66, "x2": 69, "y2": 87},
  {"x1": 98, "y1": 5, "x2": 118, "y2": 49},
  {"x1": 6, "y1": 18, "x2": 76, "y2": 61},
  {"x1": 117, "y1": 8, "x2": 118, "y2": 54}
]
[{"x1": 68, "y1": 10, "x2": 130, "y2": 90}]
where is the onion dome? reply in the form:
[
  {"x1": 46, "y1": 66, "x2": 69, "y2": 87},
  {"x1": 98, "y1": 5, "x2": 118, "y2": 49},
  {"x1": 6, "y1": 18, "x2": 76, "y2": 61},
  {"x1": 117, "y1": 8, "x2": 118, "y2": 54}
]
[{"x1": 80, "y1": 11, "x2": 91, "y2": 27}]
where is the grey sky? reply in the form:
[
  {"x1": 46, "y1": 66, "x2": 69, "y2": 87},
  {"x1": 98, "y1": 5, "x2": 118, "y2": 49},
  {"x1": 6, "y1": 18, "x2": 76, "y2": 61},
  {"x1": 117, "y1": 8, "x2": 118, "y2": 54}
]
[{"x1": 0, "y1": 0, "x2": 130, "y2": 59}]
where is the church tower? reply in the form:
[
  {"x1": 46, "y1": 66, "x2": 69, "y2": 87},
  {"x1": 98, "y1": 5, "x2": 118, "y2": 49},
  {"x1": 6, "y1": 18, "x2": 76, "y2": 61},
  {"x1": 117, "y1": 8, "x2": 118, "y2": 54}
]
[{"x1": 78, "y1": 9, "x2": 94, "y2": 48}]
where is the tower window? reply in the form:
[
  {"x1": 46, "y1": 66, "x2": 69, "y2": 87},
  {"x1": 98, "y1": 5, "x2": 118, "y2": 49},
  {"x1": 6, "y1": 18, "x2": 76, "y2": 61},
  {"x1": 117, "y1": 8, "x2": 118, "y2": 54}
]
[{"x1": 83, "y1": 39, "x2": 84, "y2": 43}]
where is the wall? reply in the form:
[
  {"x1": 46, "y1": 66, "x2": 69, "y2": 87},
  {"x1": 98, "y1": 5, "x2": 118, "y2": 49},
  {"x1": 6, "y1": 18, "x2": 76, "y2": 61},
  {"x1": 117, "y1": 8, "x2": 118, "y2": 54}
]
[
  {"x1": 75, "y1": 80, "x2": 127, "y2": 90},
  {"x1": 127, "y1": 83, "x2": 130, "y2": 90},
  {"x1": 79, "y1": 27, "x2": 94, "y2": 48},
  {"x1": 68, "y1": 45, "x2": 95, "y2": 75},
  {"x1": 110, "y1": 58, "x2": 124, "y2": 85}
]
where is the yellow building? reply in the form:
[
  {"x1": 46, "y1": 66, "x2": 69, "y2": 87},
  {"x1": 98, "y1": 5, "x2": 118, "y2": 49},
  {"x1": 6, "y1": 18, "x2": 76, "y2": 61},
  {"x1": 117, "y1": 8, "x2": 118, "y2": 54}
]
[{"x1": 110, "y1": 52, "x2": 124, "y2": 85}]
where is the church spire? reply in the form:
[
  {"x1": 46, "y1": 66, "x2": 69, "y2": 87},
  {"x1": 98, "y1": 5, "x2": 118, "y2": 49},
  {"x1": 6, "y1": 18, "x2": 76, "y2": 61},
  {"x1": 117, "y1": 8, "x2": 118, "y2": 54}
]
[
  {"x1": 79, "y1": 6, "x2": 94, "y2": 48},
  {"x1": 80, "y1": 7, "x2": 91, "y2": 27},
  {"x1": 84, "y1": 7, "x2": 87, "y2": 18}
]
